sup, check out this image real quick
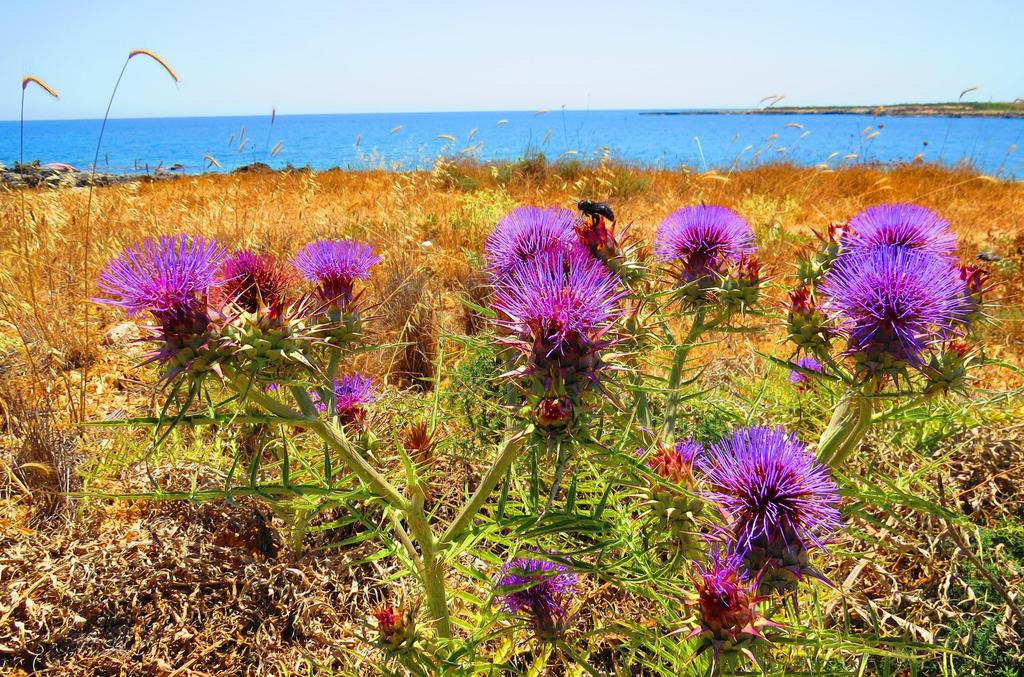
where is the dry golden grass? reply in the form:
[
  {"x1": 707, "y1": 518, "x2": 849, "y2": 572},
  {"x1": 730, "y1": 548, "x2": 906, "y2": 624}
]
[{"x1": 20, "y1": 77, "x2": 60, "y2": 100}]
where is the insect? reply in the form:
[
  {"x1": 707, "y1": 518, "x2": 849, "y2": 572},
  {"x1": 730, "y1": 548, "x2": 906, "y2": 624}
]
[{"x1": 577, "y1": 200, "x2": 615, "y2": 224}]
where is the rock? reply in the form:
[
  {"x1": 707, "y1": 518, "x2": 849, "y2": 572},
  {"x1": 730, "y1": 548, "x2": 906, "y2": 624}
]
[
  {"x1": 103, "y1": 321, "x2": 141, "y2": 345},
  {"x1": 41, "y1": 162, "x2": 77, "y2": 173},
  {"x1": 234, "y1": 162, "x2": 272, "y2": 174}
]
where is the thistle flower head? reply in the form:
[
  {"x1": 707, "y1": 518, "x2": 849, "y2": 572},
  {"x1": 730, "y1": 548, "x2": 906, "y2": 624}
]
[
  {"x1": 844, "y1": 203, "x2": 957, "y2": 256},
  {"x1": 924, "y1": 341, "x2": 976, "y2": 394},
  {"x1": 331, "y1": 373, "x2": 377, "y2": 426},
  {"x1": 718, "y1": 255, "x2": 764, "y2": 312},
  {"x1": 574, "y1": 201, "x2": 621, "y2": 261},
  {"x1": 797, "y1": 224, "x2": 845, "y2": 286},
  {"x1": 485, "y1": 206, "x2": 583, "y2": 279},
  {"x1": 534, "y1": 395, "x2": 575, "y2": 431},
  {"x1": 702, "y1": 426, "x2": 841, "y2": 553},
  {"x1": 959, "y1": 264, "x2": 989, "y2": 296},
  {"x1": 492, "y1": 249, "x2": 625, "y2": 363},
  {"x1": 496, "y1": 556, "x2": 578, "y2": 638},
  {"x1": 95, "y1": 235, "x2": 226, "y2": 338},
  {"x1": 648, "y1": 438, "x2": 703, "y2": 485},
  {"x1": 403, "y1": 420, "x2": 438, "y2": 466},
  {"x1": 692, "y1": 549, "x2": 758, "y2": 631},
  {"x1": 687, "y1": 549, "x2": 774, "y2": 666},
  {"x1": 654, "y1": 205, "x2": 756, "y2": 281},
  {"x1": 786, "y1": 288, "x2": 832, "y2": 353},
  {"x1": 788, "y1": 357, "x2": 823, "y2": 386},
  {"x1": 292, "y1": 239, "x2": 380, "y2": 309},
  {"x1": 788, "y1": 288, "x2": 815, "y2": 316},
  {"x1": 734, "y1": 256, "x2": 762, "y2": 284},
  {"x1": 371, "y1": 600, "x2": 418, "y2": 650},
  {"x1": 819, "y1": 246, "x2": 967, "y2": 372},
  {"x1": 217, "y1": 250, "x2": 295, "y2": 315}
]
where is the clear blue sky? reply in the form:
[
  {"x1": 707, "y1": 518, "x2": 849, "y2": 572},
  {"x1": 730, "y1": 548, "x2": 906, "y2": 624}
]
[{"x1": 3, "y1": 0, "x2": 1022, "y2": 121}]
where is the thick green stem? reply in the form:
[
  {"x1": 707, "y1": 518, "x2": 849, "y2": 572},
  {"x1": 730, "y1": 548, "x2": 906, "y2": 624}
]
[
  {"x1": 662, "y1": 308, "x2": 707, "y2": 438},
  {"x1": 817, "y1": 389, "x2": 874, "y2": 468},
  {"x1": 288, "y1": 508, "x2": 311, "y2": 553},
  {"x1": 439, "y1": 428, "x2": 528, "y2": 546},
  {"x1": 309, "y1": 419, "x2": 409, "y2": 510},
  {"x1": 388, "y1": 510, "x2": 422, "y2": 568},
  {"x1": 290, "y1": 386, "x2": 320, "y2": 419},
  {"x1": 406, "y1": 488, "x2": 451, "y2": 639},
  {"x1": 872, "y1": 391, "x2": 938, "y2": 423},
  {"x1": 324, "y1": 349, "x2": 341, "y2": 422},
  {"x1": 224, "y1": 369, "x2": 407, "y2": 510},
  {"x1": 225, "y1": 370, "x2": 532, "y2": 640},
  {"x1": 225, "y1": 370, "x2": 307, "y2": 421}
]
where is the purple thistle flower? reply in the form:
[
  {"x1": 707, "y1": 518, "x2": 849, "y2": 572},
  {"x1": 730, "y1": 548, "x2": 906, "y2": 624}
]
[
  {"x1": 654, "y1": 205, "x2": 756, "y2": 281},
  {"x1": 292, "y1": 240, "x2": 380, "y2": 309},
  {"x1": 701, "y1": 426, "x2": 841, "y2": 554},
  {"x1": 844, "y1": 203, "x2": 957, "y2": 256},
  {"x1": 692, "y1": 549, "x2": 758, "y2": 619},
  {"x1": 787, "y1": 357, "x2": 823, "y2": 385},
  {"x1": 485, "y1": 206, "x2": 584, "y2": 279},
  {"x1": 216, "y1": 250, "x2": 295, "y2": 315},
  {"x1": 496, "y1": 556, "x2": 578, "y2": 637},
  {"x1": 311, "y1": 373, "x2": 377, "y2": 426},
  {"x1": 95, "y1": 235, "x2": 226, "y2": 338},
  {"x1": 672, "y1": 438, "x2": 703, "y2": 467},
  {"x1": 492, "y1": 249, "x2": 625, "y2": 361},
  {"x1": 333, "y1": 373, "x2": 376, "y2": 415},
  {"x1": 819, "y1": 246, "x2": 967, "y2": 371}
]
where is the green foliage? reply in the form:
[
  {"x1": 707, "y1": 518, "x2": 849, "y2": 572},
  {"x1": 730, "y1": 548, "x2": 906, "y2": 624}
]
[
  {"x1": 492, "y1": 153, "x2": 549, "y2": 185},
  {"x1": 990, "y1": 519, "x2": 1024, "y2": 561},
  {"x1": 608, "y1": 167, "x2": 652, "y2": 198},
  {"x1": 552, "y1": 158, "x2": 586, "y2": 181},
  {"x1": 433, "y1": 159, "x2": 480, "y2": 192},
  {"x1": 443, "y1": 336, "x2": 507, "y2": 457},
  {"x1": 449, "y1": 188, "x2": 517, "y2": 236},
  {"x1": 949, "y1": 614, "x2": 1022, "y2": 677},
  {"x1": 738, "y1": 193, "x2": 801, "y2": 246}
]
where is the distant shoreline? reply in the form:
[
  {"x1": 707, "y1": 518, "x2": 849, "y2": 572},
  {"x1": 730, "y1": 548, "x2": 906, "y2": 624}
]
[{"x1": 641, "y1": 102, "x2": 1024, "y2": 119}]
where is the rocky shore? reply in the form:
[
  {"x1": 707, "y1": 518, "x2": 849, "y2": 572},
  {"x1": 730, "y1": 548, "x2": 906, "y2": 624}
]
[
  {"x1": 0, "y1": 161, "x2": 284, "y2": 189},
  {"x1": 0, "y1": 161, "x2": 182, "y2": 189},
  {"x1": 641, "y1": 102, "x2": 1024, "y2": 119}
]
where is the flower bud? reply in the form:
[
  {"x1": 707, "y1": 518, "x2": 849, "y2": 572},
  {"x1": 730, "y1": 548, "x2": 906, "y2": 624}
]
[
  {"x1": 923, "y1": 341, "x2": 974, "y2": 394},
  {"x1": 958, "y1": 265, "x2": 989, "y2": 330},
  {"x1": 719, "y1": 256, "x2": 763, "y2": 313},
  {"x1": 785, "y1": 289, "x2": 831, "y2": 353},
  {"x1": 643, "y1": 440, "x2": 705, "y2": 558},
  {"x1": 796, "y1": 224, "x2": 843, "y2": 287},
  {"x1": 533, "y1": 395, "x2": 575, "y2": 432},
  {"x1": 372, "y1": 601, "x2": 418, "y2": 651},
  {"x1": 686, "y1": 550, "x2": 777, "y2": 669}
]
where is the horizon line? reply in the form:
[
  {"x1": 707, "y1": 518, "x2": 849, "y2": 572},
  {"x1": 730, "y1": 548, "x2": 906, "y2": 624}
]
[
  {"x1": 2, "y1": 107, "x2": 728, "y2": 124},
  {"x1": 2, "y1": 100, "x2": 1010, "y2": 124}
]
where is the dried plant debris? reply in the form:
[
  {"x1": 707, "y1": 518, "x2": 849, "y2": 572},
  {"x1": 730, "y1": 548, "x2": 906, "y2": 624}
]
[{"x1": 0, "y1": 498, "x2": 397, "y2": 674}]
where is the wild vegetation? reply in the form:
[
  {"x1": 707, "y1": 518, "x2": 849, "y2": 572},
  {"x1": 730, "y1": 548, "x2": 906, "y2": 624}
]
[{"x1": 1, "y1": 158, "x2": 1023, "y2": 676}]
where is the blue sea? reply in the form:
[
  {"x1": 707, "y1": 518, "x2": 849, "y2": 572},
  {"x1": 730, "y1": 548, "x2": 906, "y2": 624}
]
[{"x1": 2, "y1": 110, "x2": 1023, "y2": 177}]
